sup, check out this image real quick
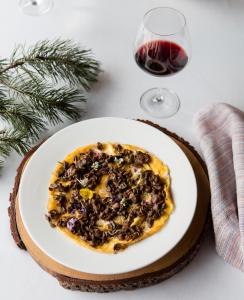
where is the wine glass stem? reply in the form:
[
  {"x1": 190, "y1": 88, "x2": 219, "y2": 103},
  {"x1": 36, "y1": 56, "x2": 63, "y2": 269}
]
[{"x1": 153, "y1": 95, "x2": 164, "y2": 103}]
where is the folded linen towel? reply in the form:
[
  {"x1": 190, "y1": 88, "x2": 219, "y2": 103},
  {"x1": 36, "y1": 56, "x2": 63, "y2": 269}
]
[{"x1": 194, "y1": 103, "x2": 244, "y2": 271}]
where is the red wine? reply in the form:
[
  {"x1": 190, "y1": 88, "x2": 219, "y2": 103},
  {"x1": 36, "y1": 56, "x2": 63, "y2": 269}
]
[{"x1": 135, "y1": 40, "x2": 188, "y2": 76}]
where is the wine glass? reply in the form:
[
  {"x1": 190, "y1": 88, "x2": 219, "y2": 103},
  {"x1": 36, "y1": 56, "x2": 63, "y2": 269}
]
[
  {"x1": 19, "y1": 0, "x2": 53, "y2": 16},
  {"x1": 134, "y1": 7, "x2": 191, "y2": 118}
]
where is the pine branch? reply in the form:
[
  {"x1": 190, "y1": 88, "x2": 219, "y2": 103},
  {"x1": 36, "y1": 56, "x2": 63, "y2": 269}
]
[
  {"x1": 1, "y1": 39, "x2": 101, "y2": 90},
  {"x1": 0, "y1": 39, "x2": 101, "y2": 171},
  {"x1": 0, "y1": 96, "x2": 46, "y2": 139},
  {"x1": 1, "y1": 75, "x2": 84, "y2": 125},
  {"x1": 0, "y1": 128, "x2": 30, "y2": 157},
  {"x1": 28, "y1": 85, "x2": 84, "y2": 124}
]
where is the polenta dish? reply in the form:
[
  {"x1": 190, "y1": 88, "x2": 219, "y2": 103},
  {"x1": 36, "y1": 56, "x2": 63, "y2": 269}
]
[{"x1": 46, "y1": 142, "x2": 174, "y2": 253}]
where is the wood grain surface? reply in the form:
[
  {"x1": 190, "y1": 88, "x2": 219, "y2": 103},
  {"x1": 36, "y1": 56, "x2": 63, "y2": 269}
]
[{"x1": 9, "y1": 121, "x2": 210, "y2": 292}]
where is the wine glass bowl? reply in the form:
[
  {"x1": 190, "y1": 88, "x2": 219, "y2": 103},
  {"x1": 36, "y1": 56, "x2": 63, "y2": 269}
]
[
  {"x1": 19, "y1": 0, "x2": 53, "y2": 16},
  {"x1": 135, "y1": 39, "x2": 188, "y2": 76},
  {"x1": 134, "y1": 7, "x2": 191, "y2": 118}
]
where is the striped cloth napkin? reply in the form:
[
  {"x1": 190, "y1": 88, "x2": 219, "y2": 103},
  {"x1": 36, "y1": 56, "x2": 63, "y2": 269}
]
[{"x1": 194, "y1": 103, "x2": 244, "y2": 271}]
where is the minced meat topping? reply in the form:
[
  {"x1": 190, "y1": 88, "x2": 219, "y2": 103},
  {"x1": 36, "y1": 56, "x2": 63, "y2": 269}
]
[{"x1": 46, "y1": 143, "x2": 167, "y2": 252}]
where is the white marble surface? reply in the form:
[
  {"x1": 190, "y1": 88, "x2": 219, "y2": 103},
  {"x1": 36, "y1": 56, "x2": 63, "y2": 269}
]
[{"x1": 1, "y1": 0, "x2": 244, "y2": 299}]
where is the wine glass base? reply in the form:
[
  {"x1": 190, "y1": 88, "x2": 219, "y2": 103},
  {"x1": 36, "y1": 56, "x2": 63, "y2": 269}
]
[
  {"x1": 140, "y1": 87, "x2": 180, "y2": 118},
  {"x1": 19, "y1": 0, "x2": 53, "y2": 16}
]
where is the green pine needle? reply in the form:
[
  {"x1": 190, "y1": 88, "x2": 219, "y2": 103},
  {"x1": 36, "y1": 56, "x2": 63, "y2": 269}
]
[
  {"x1": 0, "y1": 128, "x2": 30, "y2": 157},
  {"x1": 0, "y1": 97, "x2": 46, "y2": 139},
  {"x1": 0, "y1": 39, "x2": 101, "y2": 171},
  {"x1": 2, "y1": 75, "x2": 84, "y2": 125},
  {"x1": 6, "y1": 39, "x2": 100, "y2": 89}
]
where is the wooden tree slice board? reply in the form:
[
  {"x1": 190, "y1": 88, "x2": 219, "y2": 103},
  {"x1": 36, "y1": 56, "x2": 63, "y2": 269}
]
[{"x1": 9, "y1": 120, "x2": 210, "y2": 292}]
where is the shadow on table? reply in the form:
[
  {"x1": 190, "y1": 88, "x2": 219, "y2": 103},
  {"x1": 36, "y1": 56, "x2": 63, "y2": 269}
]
[
  {"x1": 91, "y1": 71, "x2": 111, "y2": 94},
  {"x1": 83, "y1": 71, "x2": 116, "y2": 118}
]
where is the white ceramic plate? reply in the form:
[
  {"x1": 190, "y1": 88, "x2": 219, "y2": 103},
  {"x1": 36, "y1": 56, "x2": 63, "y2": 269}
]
[{"x1": 19, "y1": 117, "x2": 197, "y2": 275}]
